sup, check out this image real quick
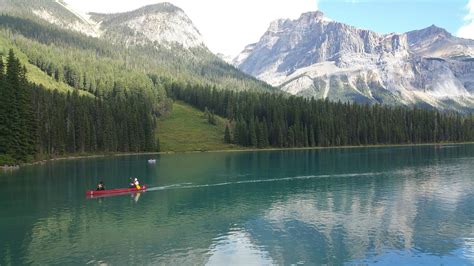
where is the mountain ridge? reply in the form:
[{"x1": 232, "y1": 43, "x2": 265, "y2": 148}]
[
  {"x1": 234, "y1": 11, "x2": 474, "y2": 112},
  {"x1": 0, "y1": 0, "x2": 273, "y2": 94},
  {"x1": 1, "y1": 0, "x2": 207, "y2": 49},
  {"x1": 88, "y1": 2, "x2": 206, "y2": 49}
]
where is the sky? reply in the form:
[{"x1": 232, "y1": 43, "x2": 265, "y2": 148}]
[{"x1": 64, "y1": 0, "x2": 474, "y2": 57}]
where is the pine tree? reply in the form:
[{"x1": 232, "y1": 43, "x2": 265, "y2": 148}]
[
  {"x1": 257, "y1": 122, "x2": 265, "y2": 148},
  {"x1": 262, "y1": 118, "x2": 270, "y2": 147},
  {"x1": 5, "y1": 50, "x2": 22, "y2": 159},
  {"x1": 156, "y1": 136, "x2": 161, "y2": 152},
  {"x1": 224, "y1": 124, "x2": 232, "y2": 143},
  {"x1": 304, "y1": 126, "x2": 309, "y2": 147},
  {"x1": 0, "y1": 55, "x2": 6, "y2": 154},
  {"x1": 309, "y1": 126, "x2": 316, "y2": 147},
  {"x1": 249, "y1": 118, "x2": 257, "y2": 147},
  {"x1": 288, "y1": 127, "x2": 296, "y2": 147}
]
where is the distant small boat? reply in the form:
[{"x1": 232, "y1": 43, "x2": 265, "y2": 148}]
[{"x1": 148, "y1": 159, "x2": 156, "y2": 164}]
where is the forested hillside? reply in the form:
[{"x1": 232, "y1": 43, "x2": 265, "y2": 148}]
[
  {"x1": 168, "y1": 84, "x2": 474, "y2": 148},
  {"x1": 0, "y1": 50, "x2": 158, "y2": 164},
  {"x1": 0, "y1": 13, "x2": 274, "y2": 164},
  {"x1": 1, "y1": 5, "x2": 473, "y2": 166},
  {"x1": 0, "y1": 15, "x2": 273, "y2": 97}
]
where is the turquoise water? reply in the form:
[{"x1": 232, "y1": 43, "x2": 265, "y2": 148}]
[{"x1": 1, "y1": 145, "x2": 473, "y2": 265}]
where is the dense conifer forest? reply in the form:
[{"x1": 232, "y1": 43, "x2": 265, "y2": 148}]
[
  {"x1": 1, "y1": 14, "x2": 474, "y2": 165},
  {"x1": 167, "y1": 84, "x2": 474, "y2": 148},
  {"x1": 0, "y1": 50, "x2": 158, "y2": 164},
  {"x1": 0, "y1": 14, "x2": 273, "y2": 98}
]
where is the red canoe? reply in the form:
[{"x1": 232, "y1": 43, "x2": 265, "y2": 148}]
[{"x1": 86, "y1": 185, "x2": 147, "y2": 198}]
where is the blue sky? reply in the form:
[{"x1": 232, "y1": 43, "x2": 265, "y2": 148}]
[
  {"x1": 66, "y1": 0, "x2": 473, "y2": 56},
  {"x1": 318, "y1": 0, "x2": 467, "y2": 35}
]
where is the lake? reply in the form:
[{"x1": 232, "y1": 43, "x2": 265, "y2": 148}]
[{"x1": 1, "y1": 145, "x2": 473, "y2": 265}]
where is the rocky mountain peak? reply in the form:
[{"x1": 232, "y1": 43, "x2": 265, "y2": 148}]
[
  {"x1": 406, "y1": 24, "x2": 452, "y2": 45},
  {"x1": 299, "y1": 11, "x2": 330, "y2": 23},
  {"x1": 422, "y1": 24, "x2": 451, "y2": 36},
  {"x1": 1, "y1": 0, "x2": 206, "y2": 50},
  {"x1": 104, "y1": 2, "x2": 184, "y2": 19},
  {"x1": 234, "y1": 10, "x2": 474, "y2": 111},
  {"x1": 139, "y1": 2, "x2": 182, "y2": 14}
]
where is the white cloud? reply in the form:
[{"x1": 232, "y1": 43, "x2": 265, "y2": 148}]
[
  {"x1": 65, "y1": 0, "x2": 318, "y2": 56},
  {"x1": 458, "y1": 0, "x2": 474, "y2": 39}
]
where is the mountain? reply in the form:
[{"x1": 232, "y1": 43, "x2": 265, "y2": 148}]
[
  {"x1": 0, "y1": 0, "x2": 102, "y2": 37},
  {"x1": 1, "y1": 0, "x2": 203, "y2": 48},
  {"x1": 0, "y1": 0, "x2": 273, "y2": 94},
  {"x1": 234, "y1": 11, "x2": 474, "y2": 111},
  {"x1": 88, "y1": 3, "x2": 205, "y2": 49}
]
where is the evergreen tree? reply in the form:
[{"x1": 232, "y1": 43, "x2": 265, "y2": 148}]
[
  {"x1": 0, "y1": 51, "x2": 160, "y2": 163},
  {"x1": 0, "y1": 55, "x2": 6, "y2": 154},
  {"x1": 4, "y1": 49, "x2": 21, "y2": 159},
  {"x1": 309, "y1": 126, "x2": 316, "y2": 147},
  {"x1": 249, "y1": 118, "x2": 258, "y2": 147},
  {"x1": 257, "y1": 122, "x2": 265, "y2": 148},
  {"x1": 166, "y1": 82, "x2": 474, "y2": 150},
  {"x1": 224, "y1": 125, "x2": 232, "y2": 143}
]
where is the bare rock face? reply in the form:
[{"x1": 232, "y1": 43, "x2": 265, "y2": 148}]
[
  {"x1": 3, "y1": 0, "x2": 207, "y2": 50},
  {"x1": 234, "y1": 12, "x2": 474, "y2": 111},
  {"x1": 90, "y1": 3, "x2": 206, "y2": 49}
]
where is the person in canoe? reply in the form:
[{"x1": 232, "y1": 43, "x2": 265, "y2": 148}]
[
  {"x1": 96, "y1": 181, "x2": 105, "y2": 191},
  {"x1": 129, "y1": 177, "x2": 141, "y2": 190},
  {"x1": 133, "y1": 177, "x2": 141, "y2": 190}
]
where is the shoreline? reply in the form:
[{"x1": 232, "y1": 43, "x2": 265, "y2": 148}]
[
  {"x1": 203, "y1": 141, "x2": 474, "y2": 154},
  {"x1": 2, "y1": 141, "x2": 473, "y2": 169}
]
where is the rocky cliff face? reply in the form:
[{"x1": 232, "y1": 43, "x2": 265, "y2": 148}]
[
  {"x1": 234, "y1": 12, "x2": 474, "y2": 111},
  {"x1": 0, "y1": 0, "x2": 102, "y2": 37},
  {"x1": 89, "y1": 3, "x2": 205, "y2": 49},
  {"x1": 2, "y1": 0, "x2": 206, "y2": 50}
]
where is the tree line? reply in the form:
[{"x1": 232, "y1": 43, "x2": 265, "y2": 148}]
[
  {"x1": 167, "y1": 83, "x2": 474, "y2": 148},
  {"x1": 0, "y1": 50, "x2": 159, "y2": 164},
  {"x1": 0, "y1": 14, "x2": 272, "y2": 100}
]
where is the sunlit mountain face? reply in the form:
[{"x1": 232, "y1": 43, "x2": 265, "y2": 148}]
[{"x1": 234, "y1": 11, "x2": 474, "y2": 112}]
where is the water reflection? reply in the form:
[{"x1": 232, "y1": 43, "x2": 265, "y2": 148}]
[
  {"x1": 0, "y1": 145, "x2": 473, "y2": 264},
  {"x1": 207, "y1": 230, "x2": 274, "y2": 266},
  {"x1": 245, "y1": 166, "x2": 473, "y2": 264}
]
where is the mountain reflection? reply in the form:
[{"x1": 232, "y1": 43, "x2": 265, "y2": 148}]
[{"x1": 1, "y1": 145, "x2": 473, "y2": 265}]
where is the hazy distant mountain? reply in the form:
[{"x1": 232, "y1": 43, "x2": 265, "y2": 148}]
[{"x1": 234, "y1": 11, "x2": 474, "y2": 111}]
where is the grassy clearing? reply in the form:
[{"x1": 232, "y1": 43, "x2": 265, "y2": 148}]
[{"x1": 157, "y1": 101, "x2": 238, "y2": 152}]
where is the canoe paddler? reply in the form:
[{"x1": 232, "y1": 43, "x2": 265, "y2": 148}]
[
  {"x1": 134, "y1": 177, "x2": 141, "y2": 190},
  {"x1": 96, "y1": 181, "x2": 105, "y2": 191},
  {"x1": 129, "y1": 177, "x2": 141, "y2": 189}
]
